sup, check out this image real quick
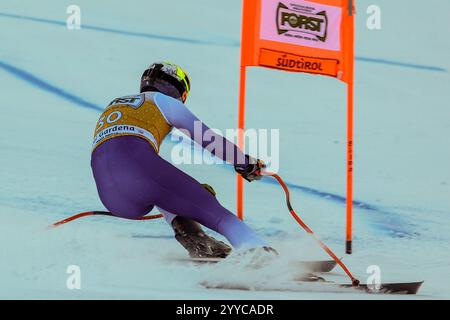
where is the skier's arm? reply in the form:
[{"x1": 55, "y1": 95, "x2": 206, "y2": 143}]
[{"x1": 154, "y1": 93, "x2": 248, "y2": 166}]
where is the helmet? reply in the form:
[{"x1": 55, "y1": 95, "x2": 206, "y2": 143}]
[{"x1": 140, "y1": 62, "x2": 191, "y2": 103}]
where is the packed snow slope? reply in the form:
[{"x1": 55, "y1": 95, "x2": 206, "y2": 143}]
[{"x1": 0, "y1": 0, "x2": 449, "y2": 299}]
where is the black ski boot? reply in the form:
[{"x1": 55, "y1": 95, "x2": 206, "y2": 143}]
[{"x1": 172, "y1": 216, "x2": 232, "y2": 259}]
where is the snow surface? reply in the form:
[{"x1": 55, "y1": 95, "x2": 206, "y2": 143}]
[{"x1": 0, "y1": 0, "x2": 449, "y2": 299}]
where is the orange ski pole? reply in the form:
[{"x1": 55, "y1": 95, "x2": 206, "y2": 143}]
[
  {"x1": 49, "y1": 211, "x2": 163, "y2": 228},
  {"x1": 261, "y1": 171, "x2": 360, "y2": 286}
]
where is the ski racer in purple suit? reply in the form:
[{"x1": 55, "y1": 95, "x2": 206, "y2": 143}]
[{"x1": 91, "y1": 62, "x2": 274, "y2": 258}]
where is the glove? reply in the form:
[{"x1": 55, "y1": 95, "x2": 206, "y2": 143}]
[{"x1": 234, "y1": 155, "x2": 266, "y2": 182}]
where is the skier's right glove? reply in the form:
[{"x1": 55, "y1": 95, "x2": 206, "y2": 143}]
[{"x1": 234, "y1": 155, "x2": 266, "y2": 182}]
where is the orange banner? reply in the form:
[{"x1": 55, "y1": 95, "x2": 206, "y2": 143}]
[
  {"x1": 259, "y1": 49, "x2": 339, "y2": 77},
  {"x1": 240, "y1": 0, "x2": 354, "y2": 83}
]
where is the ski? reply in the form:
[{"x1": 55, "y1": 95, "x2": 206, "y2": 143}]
[
  {"x1": 175, "y1": 257, "x2": 337, "y2": 273},
  {"x1": 201, "y1": 280, "x2": 424, "y2": 295},
  {"x1": 340, "y1": 281, "x2": 424, "y2": 295}
]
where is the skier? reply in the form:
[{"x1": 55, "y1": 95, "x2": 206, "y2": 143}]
[{"x1": 91, "y1": 62, "x2": 273, "y2": 259}]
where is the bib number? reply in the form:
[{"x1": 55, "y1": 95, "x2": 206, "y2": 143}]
[{"x1": 96, "y1": 110, "x2": 122, "y2": 132}]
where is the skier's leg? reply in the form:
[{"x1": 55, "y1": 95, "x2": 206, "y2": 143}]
[
  {"x1": 92, "y1": 136, "x2": 266, "y2": 249},
  {"x1": 159, "y1": 183, "x2": 216, "y2": 226},
  {"x1": 157, "y1": 183, "x2": 232, "y2": 258},
  {"x1": 155, "y1": 183, "x2": 267, "y2": 249},
  {"x1": 91, "y1": 137, "x2": 158, "y2": 219},
  {"x1": 144, "y1": 153, "x2": 267, "y2": 250}
]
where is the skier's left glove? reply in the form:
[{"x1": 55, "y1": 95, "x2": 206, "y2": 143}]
[{"x1": 234, "y1": 155, "x2": 266, "y2": 182}]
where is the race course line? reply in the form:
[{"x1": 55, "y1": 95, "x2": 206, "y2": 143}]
[{"x1": 0, "y1": 60, "x2": 103, "y2": 112}]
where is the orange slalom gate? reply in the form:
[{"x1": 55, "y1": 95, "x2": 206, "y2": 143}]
[{"x1": 237, "y1": 0, "x2": 355, "y2": 253}]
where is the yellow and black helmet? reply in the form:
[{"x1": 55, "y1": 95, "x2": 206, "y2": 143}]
[{"x1": 140, "y1": 61, "x2": 190, "y2": 103}]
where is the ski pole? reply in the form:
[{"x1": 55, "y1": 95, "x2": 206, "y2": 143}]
[
  {"x1": 261, "y1": 171, "x2": 360, "y2": 286},
  {"x1": 49, "y1": 211, "x2": 163, "y2": 228}
]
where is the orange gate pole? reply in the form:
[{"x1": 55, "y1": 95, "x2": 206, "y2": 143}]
[
  {"x1": 346, "y1": 0, "x2": 355, "y2": 254},
  {"x1": 237, "y1": 66, "x2": 247, "y2": 220},
  {"x1": 346, "y1": 82, "x2": 354, "y2": 254}
]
